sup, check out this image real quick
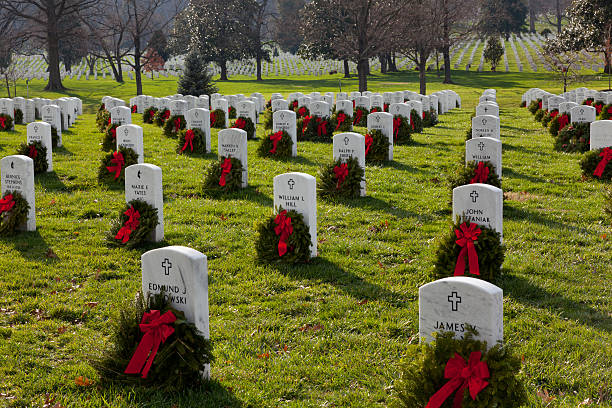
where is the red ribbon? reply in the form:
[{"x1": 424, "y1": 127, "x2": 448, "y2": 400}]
[
  {"x1": 393, "y1": 117, "x2": 402, "y2": 140},
  {"x1": 0, "y1": 117, "x2": 5, "y2": 129},
  {"x1": 298, "y1": 107, "x2": 307, "y2": 117},
  {"x1": 333, "y1": 163, "x2": 348, "y2": 189},
  {"x1": 317, "y1": 119, "x2": 328, "y2": 137},
  {"x1": 422, "y1": 111, "x2": 426, "y2": 119},
  {"x1": 106, "y1": 151, "x2": 125, "y2": 180},
  {"x1": 550, "y1": 110, "x2": 558, "y2": 118},
  {"x1": 585, "y1": 99, "x2": 593, "y2": 106},
  {"x1": 219, "y1": 158, "x2": 232, "y2": 186},
  {"x1": 149, "y1": 110, "x2": 156, "y2": 119},
  {"x1": 292, "y1": 101, "x2": 298, "y2": 109},
  {"x1": 233, "y1": 118, "x2": 246, "y2": 130},
  {"x1": 173, "y1": 117, "x2": 182, "y2": 132},
  {"x1": 454, "y1": 223, "x2": 481, "y2": 276},
  {"x1": 302, "y1": 116, "x2": 311, "y2": 134},
  {"x1": 269, "y1": 131, "x2": 283, "y2": 154},
  {"x1": 124, "y1": 310, "x2": 177, "y2": 378},
  {"x1": 595, "y1": 103, "x2": 603, "y2": 115},
  {"x1": 371, "y1": 107, "x2": 380, "y2": 113},
  {"x1": 131, "y1": 105, "x2": 137, "y2": 113},
  {"x1": 0, "y1": 194, "x2": 15, "y2": 214},
  {"x1": 593, "y1": 147, "x2": 612, "y2": 178},
  {"x1": 163, "y1": 110, "x2": 170, "y2": 120},
  {"x1": 210, "y1": 111, "x2": 216, "y2": 125},
  {"x1": 115, "y1": 206, "x2": 140, "y2": 243},
  {"x1": 353, "y1": 109, "x2": 363, "y2": 125},
  {"x1": 111, "y1": 126, "x2": 117, "y2": 140},
  {"x1": 608, "y1": 107, "x2": 612, "y2": 116},
  {"x1": 470, "y1": 162, "x2": 489, "y2": 184},
  {"x1": 425, "y1": 351, "x2": 490, "y2": 408},
  {"x1": 538, "y1": 101, "x2": 542, "y2": 110},
  {"x1": 365, "y1": 134, "x2": 373, "y2": 156},
  {"x1": 558, "y1": 114, "x2": 569, "y2": 131},
  {"x1": 274, "y1": 210, "x2": 293, "y2": 257},
  {"x1": 28, "y1": 145, "x2": 38, "y2": 159},
  {"x1": 335, "y1": 113, "x2": 346, "y2": 131},
  {"x1": 384, "y1": 103, "x2": 389, "y2": 112},
  {"x1": 108, "y1": 117, "x2": 111, "y2": 125},
  {"x1": 182, "y1": 129, "x2": 195, "y2": 152}
]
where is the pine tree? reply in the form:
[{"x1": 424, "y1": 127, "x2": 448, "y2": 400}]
[{"x1": 177, "y1": 51, "x2": 218, "y2": 96}]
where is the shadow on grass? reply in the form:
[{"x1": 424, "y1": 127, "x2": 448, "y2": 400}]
[
  {"x1": 503, "y1": 167, "x2": 549, "y2": 184},
  {"x1": 501, "y1": 273, "x2": 611, "y2": 333},
  {"x1": 35, "y1": 171, "x2": 69, "y2": 192},
  {"x1": 199, "y1": 185, "x2": 273, "y2": 207},
  {"x1": 503, "y1": 203, "x2": 595, "y2": 233},
  {"x1": 0, "y1": 230, "x2": 53, "y2": 261},
  {"x1": 260, "y1": 153, "x2": 317, "y2": 167},
  {"x1": 332, "y1": 195, "x2": 435, "y2": 221},
  {"x1": 502, "y1": 143, "x2": 552, "y2": 157},
  {"x1": 54, "y1": 144, "x2": 75, "y2": 156}
]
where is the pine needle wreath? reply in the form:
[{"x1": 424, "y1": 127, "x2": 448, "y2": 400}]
[
  {"x1": 203, "y1": 156, "x2": 244, "y2": 193},
  {"x1": 582, "y1": 98, "x2": 594, "y2": 106},
  {"x1": 297, "y1": 106, "x2": 310, "y2": 119},
  {"x1": 153, "y1": 108, "x2": 171, "y2": 127},
  {"x1": 96, "y1": 110, "x2": 110, "y2": 132},
  {"x1": 102, "y1": 123, "x2": 120, "y2": 151},
  {"x1": 393, "y1": 115, "x2": 412, "y2": 145},
  {"x1": 255, "y1": 207, "x2": 312, "y2": 264},
  {"x1": 288, "y1": 100, "x2": 299, "y2": 112},
  {"x1": 228, "y1": 106, "x2": 237, "y2": 119},
  {"x1": 534, "y1": 109, "x2": 545, "y2": 122},
  {"x1": 177, "y1": 128, "x2": 207, "y2": 155},
  {"x1": 300, "y1": 115, "x2": 335, "y2": 142},
  {"x1": 232, "y1": 116, "x2": 256, "y2": 139},
  {"x1": 0, "y1": 191, "x2": 30, "y2": 236},
  {"x1": 353, "y1": 107, "x2": 368, "y2": 127},
  {"x1": 408, "y1": 110, "x2": 422, "y2": 133},
  {"x1": 528, "y1": 99, "x2": 541, "y2": 114},
  {"x1": 91, "y1": 291, "x2": 213, "y2": 391},
  {"x1": 541, "y1": 110, "x2": 557, "y2": 128},
  {"x1": 390, "y1": 328, "x2": 526, "y2": 408},
  {"x1": 580, "y1": 148, "x2": 612, "y2": 181},
  {"x1": 14, "y1": 109, "x2": 23, "y2": 125},
  {"x1": 332, "y1": 111, "x2": 353, "y2": 132},
  {"x1": 98, "y1": 147, "x2": 139, "y2": 185},
  {"x1": 317, "y1": 157, "x2": 364, "y2": 199},
  {"x1": 163, "y1": 115, "x2": 186, "y2": 138},
  {"x1": 554, "y1": 123, "x2": 590, "y2": 153},
  {"x1": 600, "y1": 104, "x2": 612, "y2": 120},
  {"x1": 593, "y1": 100, "x2": 605, "y2": 116},
  {"x1": 365, "y1": 129, "x2": 390, "y2": 163},
  {"x1": 448, "y1": 161, "x2": 501, "y2": 194},
  {"x1": 257, "y1": 130, "x2": 293, "y2": 158},
  {"x1": 433, "y1": 220, "x2": 505, "y2": 283},
  {"x1": 107, "y1": 199, "x2": 159, "y2": 248},
  {"x1": 210, "y1": 109, "x2": 226, "y2": 128},
  {"x1": 548, "y1": 113, "x2": 569, "y2": 137},
  {"x1": 370, "y1": 107, "x2": 383, "y2": 114},
  {"x1": 16, "y1": 141, "x2": 48, "y2": 173},
  {"x1": 143, "y1": 106, "x2": 158, "y2": 124},
  {"x1": 262, "y1": 108, "x2": 273, "y2": 130},
  {"x1": 0, "y1": 113, "x2": 13, "y2": 132},
  {"x1": 51, "y1": 126, "x2": 59, "y2": 148},
  {"x1": 423, "y1": 109, "x2": 438, "y2": 127}
]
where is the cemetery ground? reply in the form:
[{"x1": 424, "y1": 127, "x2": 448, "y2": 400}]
[{"x1": 1, "y1": 71, "x2": 611, "y2": 407}]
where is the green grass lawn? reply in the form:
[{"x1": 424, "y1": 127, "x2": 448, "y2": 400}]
[{"x1": 0, "y1": 70, "x2": 611, "y2": 407}]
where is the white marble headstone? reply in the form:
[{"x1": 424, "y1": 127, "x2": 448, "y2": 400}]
[
  {"x1": 570, "y1": 105, "x2": 596, "y2": 124},
  {"x1": 41, "y1": 105, "x2": 62, "y2": 146},
  {"x1": 471, "y1": 115, "x2": 500, "y2": 140},
  {"x1": 211, "y1": 98, "x2": 229, "y2": 128},
  {"x1": 465, "y1": 137, "x2": 502, "y2": 178},
  {"x1": 273, "y1": 110, "x2": 297, "y2": 157},
  {"x1": 186, "y1": 108, "x2": 211, "y2": 153},
  {"x1": 333, "y1": 133, "x2": 366, "y2": 196},
  {"x1": 590, "y1": 121, "x2": 612, "y2": 151},
  {"x1": 110, "y1": 106, "x2": 132, "y2": 126},
  {"x1": 1, "y1": 155, "x2": 35, "y2": 231},
  {"x1": 476, "y1": 103, "x2": 499, "y2": 118},
  {"x1": 125, "y1": 164, "x2": 164, "y2": 242},
  {"x1": 26, "y1": 122, "x2": 53, "y2": 172},
  {"x1": 310, "y1": 101, "x2": 330, "y2": 118},
  {"x1": 117, "y1": 125, "x2": 144, "y2": 163},
  {"x1": 452, "y1": 183, "x2": 503, "y2": 240},
  {"x1": 272, "y1": 99, "x2": 289, "y2": 112},
  {"x1": 218, "y1": 129, "x2": 248, "y2": 187},
  {"x1": 367, "y1": 112, "x2": 393, "y2": 160},
  {"x1": 236, "y1": 100, "x2": 257, "y2": 125}
]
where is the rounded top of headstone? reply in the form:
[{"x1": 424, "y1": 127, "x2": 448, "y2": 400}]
[{"x1": 142, "y1": 245, "x2": 205, "y2": 263}]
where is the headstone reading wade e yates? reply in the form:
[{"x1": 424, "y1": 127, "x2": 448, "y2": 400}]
[
  {"x1": 471, "y1": 115, "x2": 500, "y2": 140},
  {"x1": 27, "y1": 122, "x2": 53, "y2": 172},
  {"x1": 218, "y1": 128, "x2": 248, "y2": 187},
  {"x1": 419, "y1": 276, "x2": 503, "y2": 347},
  {"x1": 333, "y1": 132, "x2": 366, "y2": 196},
  {"x1": 186, "y1": 108, "x2": 211, "y2": 153},
  {"x1": 273, "y1": 172, "x2": 317, "y2": 258},
  {"x1": 367, "y1": 112, "x2": 393, "y2": 160},
  {"x1": 273, "y1": 110, "x2": 297, "y2": 157},
  {"x1": 589, "y1": 120, "x2": 612, "y2": 150},
  {"x1": 452, "y1": 183, "x2": 503, "y2": 241},
  {"x1": 141, "y1": 245, "x2": 210, "y2": 378},
  {"x1": 125, "y1": 164, "x2": 164, "y2": 242},
  {"x1": 117, "y1": 124, "x2": 144, "y2": 163},
  {"x1": 465, "y1": 137, "x2": 502, "y2": 178},
  {"x1": 1, "y1": 155, "x2": 36, "y2": 231}
]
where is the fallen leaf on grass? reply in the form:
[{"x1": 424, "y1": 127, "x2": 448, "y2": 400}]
[
  {"x1": 537, "y1": 389, "x2": 555, "y2": 403},
  {"x1": 74, "y1": 376, "x2": 93, "y2": 386},
  {"x1": 257, "y1": 352, "x2": 269, "y2": 359},
  {"x1": 358, "y1": 300, "x2": 368, "y2": 305},
  {"x1": 57, "y1": 326, "x2": 67, "y2": 334},
  {"x1": 85, "y1": 302, "x2": 98, "y2": 308},
  {"x1": 46, "y1": 249, "x2": 58, "y2": 259},
  {"x1": 601, "y1": 233, "x2": 607, "y2": 240},
  {"x1": 220, "y1": 214, "x2": 227, "y2": 221},
  {"x1": 49, "y1": 199, "x2": 56, "y2": 205},
  {"x1": 299, "y1": 324, "x2": 323, "y2": 332},
  {"x1": 378, "y1": 261, "x2": 385, "y2": 269}
]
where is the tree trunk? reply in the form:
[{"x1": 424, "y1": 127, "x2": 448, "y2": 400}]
[
  {"x1": 357, "y1": 59, "x2": 368, "y2": 92},
  {"x1": 343, "y1": 60, "x2": 350, "y2": 78},
  {"x1": 443, "y1": 46, "x2": 453, "y2": 84},
  {"x1": 219, "y1": 60, "x2": 228, "y2": 81},
  {"x1": 5, "y1": 74, "x2": 11, "y2": 98},
  {"x1": 388, "y1": 53, "x2": 397, "y2": 72},
  {"x1": 380, "y1": 55, "x2": 387, "y2": 74},
  {"x1": 529, "y1": 0, "x2": 536, "y2": 33},
  {"x1": 555, "y1": 0, "x2": 562, "y2": 34},
  {"x1": 256, "y1": 54, "x2": 262, "y2": 81},
  {"x1": 115, "y1": 54, "x2": 124, "y2": 83},
  {"x1": 134, "y1": 42, "x2": 143, "y2": 95},
  {"x1": 419, "y1": 57, "x2": 427, "y2": 95},
  {"x1": 44, "y1": 11, "x2": 64, "y2": 91},
  {"x1": 87, "y1": 57, "x2": 96, "y2": 75}
]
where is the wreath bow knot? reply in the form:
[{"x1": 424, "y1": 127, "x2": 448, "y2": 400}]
[
  {"x1": 274, "y1": 210, "x2": 293, "y2": 257},
  {"x1": 106, "y1": 151, "x2": 125, "y2": 180},
  {"x1": 454, "y1": 223, "x2": 481, "y2": 276},
  {"x1": 219, "y1": 158, "x2": 232, "y2": 187},
  {"x1": 0, "y1": 194, "x2": 15, "y2": 214},
  {"x1": 594, "y1": 147, "x2": 612, "y2": 178},
  {"x1": 115, "y1": 206, "x2": 140, "y2": 243},
  {"x1": 470, "y1": 162, "x2": 490, "y2": 184}
]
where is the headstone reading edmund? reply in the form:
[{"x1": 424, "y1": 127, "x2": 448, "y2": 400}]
[
  {"x1": 116, "y1": 125, "x2": 144, "y2": 163},
  {"x1": 125, "y1": 164, "x2": 164, "y2": 242},
  {"x1": 452, "y1": 183, "x2": 503, "y2": 240},
  {"x1": 273, "y1": 110, "x2": 297, "y2": 157},
  {"x1": 218, "y1": 129, "x2": 248, "y2": 187},
  {"x1": 333, "y1": 132, "x2": 366, "y2": 196},
  {"x1": 26, "y1": 122, "x2": 53, "y2": 172},
  {"x1": 465, "y1": 137, "x2": 502, "y2": 178},
  {"x1": 1, "y1": 155, "x2": 36, "y2": 231}
]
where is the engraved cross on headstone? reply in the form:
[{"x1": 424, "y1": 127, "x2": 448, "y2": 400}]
[
  {"x1": 448, "y1": 291, "x2": 461, "y2": 312},
  {"x1": 344, "y1": 136, "x2": 349, "y2": 145},
  {"x1": 288, "y1": 178, "x2": 295, "y2": 189},
  {"x1": 161, "y1": 258, "x2": 172, "y2": 275},
  {"x1": 470, "y1": 190, "x2": 479, "y2": 202},
  {"x1": 478, "y1": 141, "x2": 485, "y2": 151}
]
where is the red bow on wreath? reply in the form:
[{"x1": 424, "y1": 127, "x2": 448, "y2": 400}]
[
  {"x1": 585, "y1": 99, "x2": 593, "y2": 106},
  {"x1": 393, "y1": 117, "x2": 402, "y2": 140},
  {"x1": 335, "y1": 113, "x2": 346, "y2": 131},
  {"x1": 353, "y1": 109, "x2": 363, "y2": 126},
  {"x1": 269, "y1": 131, "x2": 283, "y2": 154},
  {"x1": 371, "y1": 107, "x2": 379, "y2": 113},
  {"x1": 173, "y1": 117, "x2": 182, "y2": 132},
  {"x1": 333, "y1": 163, "x2": 348, "y2": 189},
  {"x1": 149, "y1": 110, "x2": 156, "y2": 119},
  {"x1": 274, "y1": 210, "x2": 293, "y2": 257},
  {"x1": 0, "y1": 194, "x2": 15, "y2": 214},
  {"x1": 111, "y1": 126, "x2": 117, "y2": 140},
  {"x1": 317, "y1": 119, "x2": 328, "y2": 137},
  {"x1": 593, "y1": 147, "x2": 612, "y2": 178},
  {"x1": 595, "y1": 103, "x2": 603, "y2": 115},
  {"x1": 470, "y1": 162, "x2": 489, "y2": 184},
  {"x1": 233, "y1": 118, "x2": 246, "y2": 130},
  {"x1": 0, "y1": 117, "x2": 5, "y2": 129},
  {"x1": 550, "y1": 110, "x2": 558, "y2": 119},
  {"x1": 106, "y1": 151, "x2": 125, "y2": 180},
  {"x1": 608, "y1": 107, "x2": 612, "y2": 116},
  {"x1": 292, "y1": 101, "x2": 298, "y2": 109},
  {"x1": 298, "y1": 107, "x2": 307, "y2": 117},
  {"x1": 210, "y1": 111, "x2": 216, "y2": 125},
  {"x1": 182, "y1": 129, "x2": 195, "y2": 152},
  {"x1": 115, "y1": 206, "x2": 140, "y2": 243},
  {"x1": 131, "y1": 105, "x2": 137, "y2": 113},
  {"x1": 219, "y1": 158, "x2": 232, "y2": 187},
  {"x1": 302, "y1": 116, "x2": 311, "y2": 135},
  {"x1": 425, "y1": 351, "x2": 490, "y2": 408},
  {"x1": 28, "y1": 144, "x2": 38, "y2": 159},
  {"x1": 163, "y1": 110, "x2": 170, "y2": 120},
  {"x1": 108, "y1": 117, "x2": 111, "y2": 125},
  {"x1": 384, "y1": 103, "x2": 389, "y2": 112},
  {"x1": 365, "y1": 134, "x2": 373, "y2": 156},
  {"x1": 124, "y1": 310, "x2": 177, "y2": 378},
  {"x1": 422, "y1": 111, "x2": 426, "y2": 119},
  {"x1": 538, "y1": 101, "x2": 542, "y2": 110},
  {"x1": 454, "y1": 222, "x2": 481, "y2": 276},
  {"x1": 558, "y1": 114, "x2": 569, "y2": 131}
]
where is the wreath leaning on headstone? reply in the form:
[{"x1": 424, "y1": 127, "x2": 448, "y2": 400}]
[
  {"x1": 410, "y1": 109, "x2": 424, "y2": 133},
  {"x1": 228, "y1": 106, "x2": 237, "y2": 119},
  {"x1": 107, "y1": 199, "x2": 159, "y2": 248},
  {"x1": 17, "y1": 141, "x2": 48, "y2": 174},
  {"x1": 203, "y1": 156, "x2": 244, "y2": 193},
  {"x1": 548, "y1": 112, "x2": 570, "y2": 137},
  {"x1": 353, "y1": 107, "x2": 368, "y2": 127},
  {"x1": 257, "y1": 130, "x2": 293, "y2": 158},
  {"x1": 317, "y1": 157, "x2": 364, "y2": 199},
  {"x1": 255, "y1": 207, "x2": 312, "y2": 264},
  {"x1": 98, "y1": 146, "x2": 139, "y2": 185},
  {"x1": 580, "y1": 147, "x2": 612, "y2": 181},
  {"x1": 232, "y1": 116, "x2": 256, "y2": 139},
  {"x1": 592, "y1": 100, "x2": 605, "y2": 116},
  {"x1": 391, "y1": 328, "x2": 526, "y2": 408},
  {"x1": 14, "y1": 109, "x2": 23, "y2": 125},
  {"x1": 0, "y1": 191, "x2": 30, "y2": 236},
  {"x1": 177, "y1": 128, "x2": 207, "y2": 155},
  {"x1": 448, "y1": 161, "x2": 501, "y2": 197},
  {"x1": 210, "y1": 109, "x2": 226, "y2": 128},
  {"x1": 102, "y1": 123, "x2": 120, "y2": 152},
  {"x1": 600, "y1": 104, "x2": 612, "y2": 120},
  {"x1": 423, "y1": 109, "x2": 438, "y2": 127},
  {"x1": 333, "y1": 111, "x2": 353, "y2": 132},
  {"x1": 154, "y1": 108, "x2": 171, "y2": 127},
  {"x1": 300, "y1": 115, "x2": 335, "y2": 142},
  {"x1": 91, "y1": 291, "x2": 213, "y2": 391},
  {"x1": 0, "y1": 113, "x2": 14, "y2": 132},
  {"x1": 432, "y1": 220, "x2": 504, "y2": 283},
  {"x1": 528, "y1": 99, "x2": 542, "y2": 115},
  {"x1": 163, "y1": 115, "x2": 186, "y2": 138},
  {"x1": 96, "y1": 108, "x2": 110, "y2": 132},
  {"x1": 365, "y1": 129, "x2": 390, "y2": 164},
  {"x1": 297, "y1": 106, "x2": 310, "y2": 119},
  {"x1": 554, "y1": 122, "x2": 590, "y2": 153},
  {"x1": 392, "y1": 115, "x2": 412, "y2": 145},
  {"x1": 143, "y1": 106, "x2": 158, "y2": 124}
]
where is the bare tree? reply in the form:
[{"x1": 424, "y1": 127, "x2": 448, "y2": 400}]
[
  {"x1": 542, "y1": 43, "x2": 584, "y2": 92},
  {"x1": 249, "y1": 0, "x2": 275, "y2": 81}
]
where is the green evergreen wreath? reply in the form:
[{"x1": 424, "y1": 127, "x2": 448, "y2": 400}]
[
  {"x1": 98, "y1": 147, "x2": 139, "y2": 185},
  {"x1": 600, "y1": 104, "x2": 612, "y2": 120},
  {"x1": 365, "y1": 129, "x2": 390, "y2": 163},
  {"x1": 534, "y1": 109, "x2": 545, "y2": 122},
  {"x1": 91, "y1": 291, "x2": 213, "y2": 391},
  {"x1": 0, "y1": 191, "x2": 30, "y2": 236},
  {"x1": 548, "y1": 113, "x2": 570, "y2": 137},
  {"x1": 353, "y1": 107, "x2": 368, "y2": 127},
  {"x1": 210, "y1": 109, "x2": 226, "y2": 128},
  {"x1": 593, "y1": 100, "x2": 605, "y2": 116},
  {"x1": 154, "y1": 108, "x2": 171, "y2": 127},
  {"x1": 393, "y1": 115, "x2": 412, "y2": 145},
  {"x1": 541, "y1": 110, "x2": 556, "y2": 128},
  {"x1": 433, "y1": 220, "x2": 504, "y2": 283},
  {"x1": 255, "y1": 207, "x2": 313, "y2": 264},
  {"x1": 50, "y1": 126, "x2": 59, "y2": 148},
  {"x1": 257, "y1": 130, "x2": 293, "y2": 158},
  {"x1": 177, "y1": 128, "x2": 207, "y2": 154},
  {"x1": 232, "y1": 116, "x2": 256, "y2": 139},
  {"x1": 297, "y1": 106, "x2": 310, "y2": 118},
  {"x1": 96, "y1": 109, "x2": 110, "y2": 132},
  {"x1": 317, "y1": 157, "x2": 364, "y2": 199},
  {"x1": 203, "y1": 157, "x2": 244, "y2": 192},
  {"x1": 423, "y1": 109, "x2": 438, "y2": 127},
  {"x1": 580, "y1": 148, "x2": 612, "y2": 180},
  {"x1": 410, "y1": 109, "x2": 424, "y2": 133},
  {"x1": 582, "y1": 98, "x2": 594, "y2": 106},
  {"x1": 102, "y1": 123, "x2": 120, "y2": 151},
  {"x1": 554, "y1": 122, "x2": 590, "y2": 153},
  {"x1": 262, "y1": 108, "x2": 273, "y2": 130},
  {"x1": 143, "y1": 106, "x2": 158, "y2": 124},
  {"x1": 14, "y1": 109, "x2": 23, "y2": 125},
  {"x1": 228, "y1": 106, "x2": 237, "y2": 119},
  {"x1": 448, "y1": 161, "x2": 501, "y2": 194},
  {"x1": 332, "y1": 111, "x2": 353, "y2": 132},
  {"x1": 163, "y1": 115, "x2": 186, "y2": 138},
  {"x1": 528, "y1": 99, "x2": 541, "y2": 114},
  {"x1": 391, "y1": 328, "x2": 526, "y2": 408},
  {"x1": 300, "y1": 115, "x2": 335, "y2": 142},
  {"x1": 107, "y1": 200, "x2": 159, "y2": 248},
  {"x1": 0, "y1": 113, "x2": 13, "y2": 131},
  {"x1": 288, "y1": 100, "x2": 299, "y2": 112},
  {"x1": 16, "y1": 141, "x2": 48, "y2": 173}
]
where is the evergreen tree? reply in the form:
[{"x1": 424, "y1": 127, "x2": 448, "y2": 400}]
[
  {"x1": 484, "y1": 36, "x2": 504, "y2": 71},
  {"x1": 177, "y1": 51, "x2": 218, "y2": 96},
  {"x1": 147, "y1": 30, "x2": 170, "y2": 61}
]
